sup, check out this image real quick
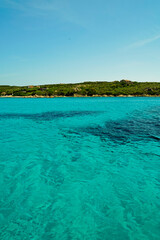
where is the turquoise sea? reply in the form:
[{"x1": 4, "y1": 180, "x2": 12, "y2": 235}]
[{"x1": 0, "y1": 97, "x2": 160, "y2": 240}]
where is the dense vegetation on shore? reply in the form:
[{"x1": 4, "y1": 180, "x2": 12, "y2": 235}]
[{"x1": 1, "y1": 80, "x2": 160, "y2": 97}]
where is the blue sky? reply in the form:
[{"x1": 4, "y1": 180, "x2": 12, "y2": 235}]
[{"x1": 0, "y1": 0, "x2": 160, "y2": 85}]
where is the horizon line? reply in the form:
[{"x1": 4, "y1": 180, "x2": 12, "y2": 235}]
[{"x1": 1, "y1": 79, "x2": 160, "y2": 87}]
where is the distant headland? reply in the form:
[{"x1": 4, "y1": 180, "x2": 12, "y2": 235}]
[{"x1": 1, "y1": 80, "x2": 160, "y2": 97}]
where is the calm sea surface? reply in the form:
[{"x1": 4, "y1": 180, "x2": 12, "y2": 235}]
[{"x1": 0, "y1": 97, "x2": 160, "y2": 240}]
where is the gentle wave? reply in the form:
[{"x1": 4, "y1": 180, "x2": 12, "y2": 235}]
[{"x1": 0, "y1": 98, "x2": 160, "y2": 240}]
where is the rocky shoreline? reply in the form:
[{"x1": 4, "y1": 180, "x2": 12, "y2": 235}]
[{"x1": 1, "y1": 95, "x2": 160, "y2": 98}]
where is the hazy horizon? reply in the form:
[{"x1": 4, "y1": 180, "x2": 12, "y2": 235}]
[{"x1": 1, "y1": 0, "x2": 160, "y2": 85}]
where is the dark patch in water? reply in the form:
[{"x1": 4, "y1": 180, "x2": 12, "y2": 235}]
[
  {"x1": 0, "y1": 111, "x2": 100, "y2": 121},
  {"x1": 79, "y1": 108, "x2": 160, "y2": 144}
]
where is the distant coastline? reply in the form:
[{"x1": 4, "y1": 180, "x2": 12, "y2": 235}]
[
  {"x1": 1, "y1": 80, "x2": 160, "y2": 97},
  {"x1": 1, "y1": 95, "x2": 160, "y2": 98}
]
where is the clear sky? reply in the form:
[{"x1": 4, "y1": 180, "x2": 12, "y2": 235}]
[{"x1": 0, "y1": 0, "x2": 160, "y2": 85}]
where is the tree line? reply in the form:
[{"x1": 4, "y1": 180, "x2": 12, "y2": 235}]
[{"x1": 1, "y1": 80, "x2": 160, "y2": 97}]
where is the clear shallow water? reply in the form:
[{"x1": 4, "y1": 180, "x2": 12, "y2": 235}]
[{"x1": 0, "y1": 97, "x2": 160, "y2": 240}]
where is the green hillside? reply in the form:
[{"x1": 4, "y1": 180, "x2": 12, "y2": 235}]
[{"x1": 1, "y1": 80, "x2": 160, "y2": 97}]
